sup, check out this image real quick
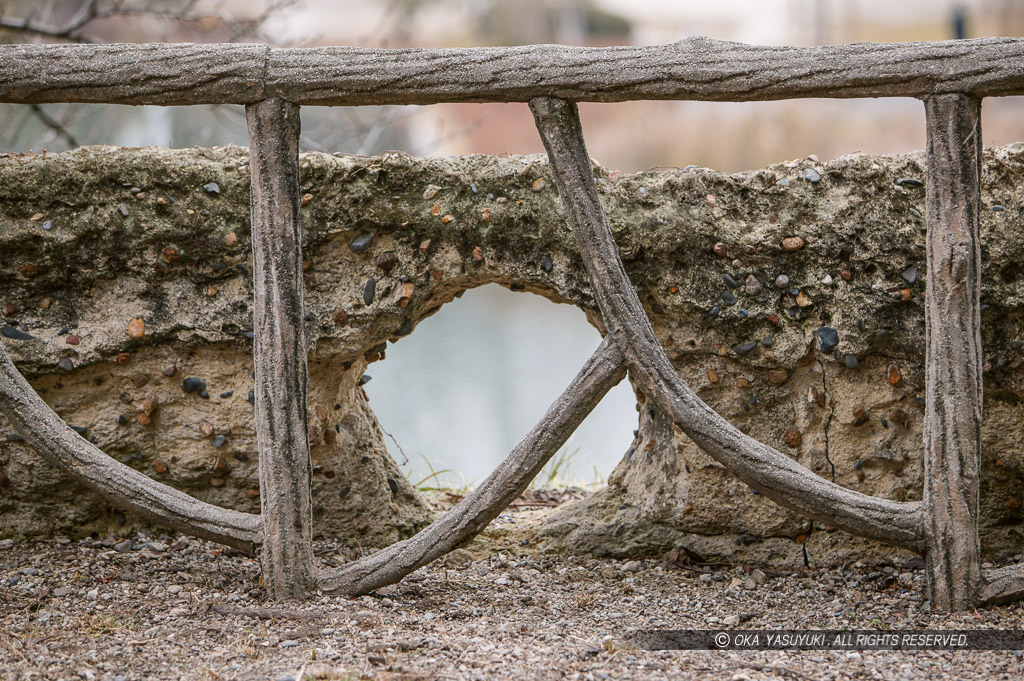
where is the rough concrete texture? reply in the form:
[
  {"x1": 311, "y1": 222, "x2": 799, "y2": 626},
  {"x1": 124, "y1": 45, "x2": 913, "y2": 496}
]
[{"x1": 1, "y1": 144, "x2": 1023, "y2": 567}]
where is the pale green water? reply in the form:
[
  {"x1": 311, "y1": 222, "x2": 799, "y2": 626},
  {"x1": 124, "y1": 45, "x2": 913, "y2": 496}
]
[{"x1": 363, "y1": 284, "x2": 638, "y2": 489}]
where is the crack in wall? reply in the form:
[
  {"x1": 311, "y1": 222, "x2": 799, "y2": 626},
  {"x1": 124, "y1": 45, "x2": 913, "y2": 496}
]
[{"x1": 816, "y1": 357, "x2": 837, "y2": 482}]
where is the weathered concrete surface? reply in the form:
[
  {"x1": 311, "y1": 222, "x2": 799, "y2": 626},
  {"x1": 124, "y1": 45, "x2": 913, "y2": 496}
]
[{"x1": 1, "y1": 144, "x2": 1023, "y2": 566}]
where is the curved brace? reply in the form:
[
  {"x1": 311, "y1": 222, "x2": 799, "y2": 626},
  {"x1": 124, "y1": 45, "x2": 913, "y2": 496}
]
[
  {"x1": 0, "y1": 341, "x2": 262, "y2": 552},
  {"x1": 318, "y1": 336, "x2": 627, "y2": 595},
  {"x1": 980, "y1": 564, "x2": 1024, "y2": 606},
  {"x1": 530, "y1": 96, "x2": 926, "y2": 553}
]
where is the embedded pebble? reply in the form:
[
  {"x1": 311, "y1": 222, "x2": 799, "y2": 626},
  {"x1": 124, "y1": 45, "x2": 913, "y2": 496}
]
[
  {"x1": 376, "y1": 251, "x2": 398, "y2": 271},
  {"x1": 423, "y1": 184, "x2": 441, "y2": 200},
  {"x1": 896, "y1": 177, "x2": 924, "y2": 188},
  {"x1": 816, "y1": 327, "x2": 840, "y2": 354},
  {"x1": 804, "y1": 168, "x2": 821, "y2": 183},
  {"x1": 213, "y1": 436, "x2": 226, "y2": 448},
  {"x1": 182, "y1": 377, "x2": 207, "y2": 393},
  {"x1": 58, "y1": 357, "x2": 74, "y2": 372},
  {"x1": 761, "y1": 337, "x2": 774, "y2": 348},
  {"x1": 782, "y1": 236, "x2": 805, "y2": 251},
  {"x1": 722, "y1": 273, "x2": 739, "y2": 289},
  {"x1": 845, "y1": 355, "x2": 859, "y2": 369},
  {"x1": 795, "y1": 291, "x2": 813, "y2": 307},
  {"x1": 774, "y1": 275, "x2": 790, "y2": 289},
  {"x1": 901, "y1": 267, "x2": 918, "y2": 285},
  {"x1": 128, "y1": 318, "x2": 145, "y2": 338},
  {"x1": 363, "y1": 278, "x2": 377, "y2": 305},
  {"x1": 821, "y1": 274, "x2": 833, "y2": 286},
  {"x1": 713, "y1": 242, "x2": 727, "y2": 257},
  {"x1": 349, "y1": 233, "x2": 374, "y2": 254},
  {"x1": 202, "y1": 182, "x2": 221, "y2": 195},
  {"x1": 744, "y1": 275, "x2": 761, "y2": 295},
  {"x1": 733, "y1": 341, "x2": 758, "y2": 355},
  {"x1": 721, "y1": 291, "x2": 737, "y2": 307},
  {"x1": 1, "y1": 325, "x2": 33, "y2": 341},
  {"x1": 541, "y1": 255, "x2": 553, "y2": 273}
]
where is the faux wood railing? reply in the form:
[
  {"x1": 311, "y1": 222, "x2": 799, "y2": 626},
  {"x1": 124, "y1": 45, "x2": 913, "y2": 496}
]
[{"x1": 0, "y1": 37, "x2": 1021, "y2": 608}]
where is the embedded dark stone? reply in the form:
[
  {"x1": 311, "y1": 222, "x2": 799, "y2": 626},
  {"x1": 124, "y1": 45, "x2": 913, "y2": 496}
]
[
  {"x1": 895, "y1": 177, "x2": 924, "y2": 188},
  {"x1": 761, "y1": 336, "x2": 774, "y2": 348},
  {"x1": 804, "y1": 168, "x2": 821, "y2": 183},
  {"x1": 541, "y1": 255, "x2": 554, "y2": 272},
  {"x1": 721, "y1": 291, "x2": 737, "y2": 307},
  {"x1": 363, "y1": 278, "x2": 377, "y2": 305},
  {"x1": 70, "y1": 426, "x2": 87, "y2": 436},
  {"x1": 349, "y1": 233, "x2": 374, "y2": 254},
  {"x1": 387, "y1": 477, "x2": 399, "y2": 494},
  {"x1": 182, "y1": 377, "x2": 207, "y2": 393},
  {"x1": 357, "y1": 375, "x2": 372, "y2": 386},
  {"x1": 219, "y1": 391, "x2": 234, "y2": 398},
  {"x1": 247, "y1": 390, "x2": 255, "y2": 405},
  {"x1": 733, "y1": 341, "x2": 758, "y2": 355},
  {"x1": 117, "y1": 414, "x2": 128, "y2": 425},
  {"x1": 816, "y1": 327, "x2": 840, "y2": 354},
  {"x1": 202, "y1": 182, "x2": 221, "y2": 195},
  {"x1": 212, "y1": 435, "x2": 226, "y2": 448},
  {"x1": 117, "y1": 204, "x2": 129, "y2": 217},
  {"x1": 6, "y1": 433, "x2": 24, "y2": 442},
  {"x1": 395, "y1": 319, "x2": 414, "y2": 336},
  {"x1": 722, "y1": 273, "x2": 739, "y2": 289},
  {"x1": 901, "y1": 267, "x2": 918, "y2": 285},
  {"x1": 198, "y1": 390, "x2": 210, "y2": 399},
  {"x1": 845, "y1": 355, "x2": 859, "y2": 369},
  {"x1": 58, "y1": 357, "x2": 74, "y2": 372},
  {"x1": 1, "y1": 325, "x2": 33, "y2": 341},
  {"x1": 739, "y1": 533, "x2": 757, "y2": 545}
]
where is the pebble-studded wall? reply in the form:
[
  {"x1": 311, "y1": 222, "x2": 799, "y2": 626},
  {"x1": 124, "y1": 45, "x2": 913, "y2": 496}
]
[{"x1": 1, "y1": 144, "x2": 1023, "y2": 568}]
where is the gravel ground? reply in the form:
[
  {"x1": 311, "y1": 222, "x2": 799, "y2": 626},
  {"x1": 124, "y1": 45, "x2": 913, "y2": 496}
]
[{"x1": 2, "y1": 501, "x2": 1023, "y2": 681}]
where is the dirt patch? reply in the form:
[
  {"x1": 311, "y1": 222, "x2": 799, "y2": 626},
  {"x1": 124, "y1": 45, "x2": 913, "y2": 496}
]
[{"x1": 2, "y1": 502, "x2": 1023, "y2": 681}]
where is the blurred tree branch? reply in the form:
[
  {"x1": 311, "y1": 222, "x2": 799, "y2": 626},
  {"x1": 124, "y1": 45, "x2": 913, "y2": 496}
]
[
  {"x1": 0, "y1": 0, "x2": 296, "y2": 148},
  {"x1": 0, "y1": 0, "x2": 296, "y2": 44}
]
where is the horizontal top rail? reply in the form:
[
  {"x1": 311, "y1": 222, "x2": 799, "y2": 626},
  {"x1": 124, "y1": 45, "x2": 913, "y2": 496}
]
[{"x1": 2, "y1": 36, "x2": 1024, "y2": 106}]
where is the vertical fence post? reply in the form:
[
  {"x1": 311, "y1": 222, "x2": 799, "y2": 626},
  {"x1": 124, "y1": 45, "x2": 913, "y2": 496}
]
[
  {"x1": 922, "y1": 93, "x2": 984, "y2": 611},
  {"x1": 246, "y1": 97, "x2": 315, "y2": 599}
]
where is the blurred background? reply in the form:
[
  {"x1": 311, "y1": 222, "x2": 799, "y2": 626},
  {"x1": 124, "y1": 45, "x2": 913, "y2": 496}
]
[{"x1": 3, "y1": 0, "x2": 1023, "y2": 488}]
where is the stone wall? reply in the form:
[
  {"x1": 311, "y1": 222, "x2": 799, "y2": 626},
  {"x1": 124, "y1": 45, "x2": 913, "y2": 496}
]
[{"x1": 1, "y1": 144, "x2": 1022, "y2": 565}]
